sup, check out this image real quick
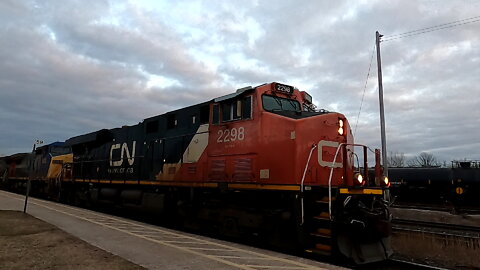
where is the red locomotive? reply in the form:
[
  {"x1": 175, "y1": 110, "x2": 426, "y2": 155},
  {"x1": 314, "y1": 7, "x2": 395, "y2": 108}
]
[{"x1": 1, "y1": 82, "x2": 391, "y2": 264}]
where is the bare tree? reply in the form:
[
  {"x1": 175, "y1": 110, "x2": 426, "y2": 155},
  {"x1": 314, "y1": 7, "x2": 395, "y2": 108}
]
[
  {"x1": 408, "y1": 152, "x2": 439, "y2": 167},
  {"x1": 388, "y1": 151, "x2": 405, "y2": 167}
]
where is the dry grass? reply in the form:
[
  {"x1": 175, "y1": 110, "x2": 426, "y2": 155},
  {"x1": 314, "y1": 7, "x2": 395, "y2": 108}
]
[
  {"x1": 0, "y1": 210, "x2": 145, "y2": 270},
  {"x1": 392, "y1": 230, "x2": 480, "y2": 269}
]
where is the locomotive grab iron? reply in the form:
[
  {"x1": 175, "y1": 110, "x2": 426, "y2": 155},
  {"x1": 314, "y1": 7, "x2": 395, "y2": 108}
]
[{"x1": 1, "y1": 82, "x2": 392, "y2": 264}]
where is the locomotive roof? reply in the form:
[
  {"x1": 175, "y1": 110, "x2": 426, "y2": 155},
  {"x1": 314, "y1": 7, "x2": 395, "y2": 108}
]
[
  {"x1": 65, "y1": 83, "x2": 274, "y2": 147},
  {"x1": 66, "y1": 129, "x2": 112, "y2": 146},
  {"x1": 142, "y1": 85, "x2": 254, "y2": 122},
  {"x1": 214, "y1": 86, "x2": 253, "y2": 102},
  {"x1": 143, "y1": 100, "x2": 211, "y2": 122},
  {"x1": 38, "y1": 141, "x2": 66, "y2": 148},
  {"x1": 3, "y1": 152, "x2": 30, "y2": 161}
]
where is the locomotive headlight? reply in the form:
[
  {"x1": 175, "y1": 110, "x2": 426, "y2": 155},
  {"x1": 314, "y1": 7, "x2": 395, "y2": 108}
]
[
  {"x1": 338, "y1": 119, "x2": 345, "y2": 135},
  {"x1": 381, "y1": 176, "x2": 390, "y2": 187},
  {"x1": 354, "y1": 173, "x2": 364, "y2": 186}
]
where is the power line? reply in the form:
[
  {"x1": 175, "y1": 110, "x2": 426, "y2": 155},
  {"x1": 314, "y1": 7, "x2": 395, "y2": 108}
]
[
  {"x1": 383, "y1": 15, "x2": 480, "y2": 38},
  {"x1": 355, "y1": 15, "x2": 480, "y2": 135},
  {"x1": 354, "y1": 43, "x2": 376, "y2": 137},
  {"x1": 382, "y1": 15, "x2": 480, "y2": 42}
]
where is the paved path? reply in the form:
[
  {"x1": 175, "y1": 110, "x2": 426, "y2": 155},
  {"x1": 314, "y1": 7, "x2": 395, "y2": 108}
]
[{"x1": 0, "y1": 191, "x2": 345, "y2": 270}]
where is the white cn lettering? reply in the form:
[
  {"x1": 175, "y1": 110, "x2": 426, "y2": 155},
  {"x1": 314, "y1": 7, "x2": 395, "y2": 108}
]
[
  {"x1": 110, "y1": 141, "x2": 136, "y2": 167},
  {"x1": 318, "y1": 140, "x2": 343, "y2": 168},
  {"x1": 110, "y1": 144, "x2": 121, "y2": 166}
]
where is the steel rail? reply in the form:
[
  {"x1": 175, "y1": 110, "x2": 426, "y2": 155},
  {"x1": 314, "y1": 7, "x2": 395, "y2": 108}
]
[{"x1": 393, "y1": 218, "x2": 480, "y2": 235}]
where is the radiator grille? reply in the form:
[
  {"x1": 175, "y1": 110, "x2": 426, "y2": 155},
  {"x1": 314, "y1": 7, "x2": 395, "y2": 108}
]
[
  {"x1": 208, "y1": 159, "x2": 226, "y2": 180},
  {"x1": 233, "y1": 158, "x2": 253, "y2": 181},
  {"x1": 187, "y1": 165, "x2": 197, "y2": 174}
]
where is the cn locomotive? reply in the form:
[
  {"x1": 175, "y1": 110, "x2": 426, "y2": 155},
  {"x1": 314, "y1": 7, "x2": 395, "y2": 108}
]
[{"x1": 1, "y1": 82, "x2": 392, "y2": 264}]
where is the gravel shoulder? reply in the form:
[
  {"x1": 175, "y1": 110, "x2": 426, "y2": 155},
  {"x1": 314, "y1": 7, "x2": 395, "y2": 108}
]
[{"x1": 0, "y1": 210, "x2": 145, "y2": 270}]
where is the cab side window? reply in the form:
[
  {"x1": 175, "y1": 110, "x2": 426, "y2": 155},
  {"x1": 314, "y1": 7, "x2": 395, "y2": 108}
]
[
  {"x1": 167, "y1": 114, "x2": 177, "y2": 129},
  {"x1": 212, "y1": 104, "x2": 220, "y2": 124},
  {"x1": 222, "y1": 101, "x2": 241, "y2": 122},
  {"x1": 242, "y1": 96, "x2": 252, "y2": 119},
  {"x1": 212, "y1": 95, "x2": 252, "y2": 124}
]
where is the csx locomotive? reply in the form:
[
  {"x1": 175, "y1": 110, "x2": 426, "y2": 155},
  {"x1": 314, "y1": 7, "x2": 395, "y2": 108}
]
[{"x1": 1, "y1": 82, "x2": 392, "y2": 264}]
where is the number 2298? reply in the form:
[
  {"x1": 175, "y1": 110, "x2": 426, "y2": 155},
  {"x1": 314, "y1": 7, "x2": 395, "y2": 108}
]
[{"x1": 217, "y1": 127, "x2": 245, "y2": 143}]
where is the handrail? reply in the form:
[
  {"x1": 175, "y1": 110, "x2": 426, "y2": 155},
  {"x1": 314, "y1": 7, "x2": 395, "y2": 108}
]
[
  {"x1": 328, "y1": 143, "x2": 345, "y2": 220},
  {"x1": 328, "y1": 143, "x2": 371, "y2": 220},
  {"x1": 300, "y1": 143, "x2": 317, "y2": 225}
]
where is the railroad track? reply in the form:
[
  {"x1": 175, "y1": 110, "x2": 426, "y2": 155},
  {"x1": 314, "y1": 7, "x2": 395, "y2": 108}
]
[
  {"x1": 390, "y1": 211, "x2": 480, "y2": 270},
  {"x1": 392, "y1": 203, "x2": 480, "y2": 215},
  {"x1": 393, "y1": 218, "x2": 480, "y2": 235}
]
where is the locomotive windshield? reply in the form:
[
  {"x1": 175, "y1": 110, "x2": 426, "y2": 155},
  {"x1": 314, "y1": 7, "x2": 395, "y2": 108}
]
[{"x1": 262, "y1": 95, "x2": 301, "y2": 112}]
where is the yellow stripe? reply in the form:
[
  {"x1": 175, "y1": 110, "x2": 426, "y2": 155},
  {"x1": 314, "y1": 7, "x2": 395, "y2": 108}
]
[
  {"x1": 154, "y1": 181, "x2": 218, "y2": 188},
  {"x1": 6, "y1": 177, "x2": 29, "y2": 180},
  {"x1": 110, "y1": 180, "x2": 124, "y2": 184},
  {"x1": 74, "y1": 179, "x2": 100, "y2": 183},
  {"x1": 9, "y1": 177, "x2": 380, "y2": 194},
  {"x1": 228, "y1": 183, "x2": 300, "y2": 191},
  {"x1": 69, "y1": 179, "x2": 297, "y2": 190},
  {"x1": 339, "y1": 188, "x2": 383, "y2": 195},
  {"x1": 71, "y1": 179, "x2": 218, "y2": 188},
  {"x1": 125, "y1": 181, "x2": 138, "y2": 185}
]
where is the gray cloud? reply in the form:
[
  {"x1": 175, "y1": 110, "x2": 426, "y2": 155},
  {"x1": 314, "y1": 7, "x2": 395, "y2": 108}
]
[{"x1": 0, "y1": 0, "x2": 479, "y2": 162}]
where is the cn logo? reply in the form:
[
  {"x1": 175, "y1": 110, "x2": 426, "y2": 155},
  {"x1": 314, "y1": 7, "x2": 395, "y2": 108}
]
[
  {"x1": 110, "y1": 141, "x2": 136, "y2": 167},
  {"x1": 317, "y1": 140, "x2": 343, "y2": 168}
]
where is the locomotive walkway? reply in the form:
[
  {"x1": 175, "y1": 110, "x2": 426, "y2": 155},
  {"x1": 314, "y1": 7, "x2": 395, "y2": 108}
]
[{"x1": 0, "y1": 191, "x2": 343, "y2": 270}]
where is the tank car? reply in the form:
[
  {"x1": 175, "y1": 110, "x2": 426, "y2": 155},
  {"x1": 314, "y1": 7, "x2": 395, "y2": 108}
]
[
  {"x1": 5, "y1": 82, "x2": 392, "y2": 264},
  {"x1": 389, "y1": 161, "x2": 480, "y2": 206}
]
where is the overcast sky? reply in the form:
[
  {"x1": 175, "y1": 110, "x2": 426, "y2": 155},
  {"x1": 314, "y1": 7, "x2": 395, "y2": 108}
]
[{"x1": 0, "y1": 0, "x2": 479, "y2": 163}]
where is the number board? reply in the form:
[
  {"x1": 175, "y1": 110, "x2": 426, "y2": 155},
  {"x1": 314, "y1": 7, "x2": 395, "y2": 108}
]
[{"x1": 274, "y1": 83, "x2": 294, "y2": 95}]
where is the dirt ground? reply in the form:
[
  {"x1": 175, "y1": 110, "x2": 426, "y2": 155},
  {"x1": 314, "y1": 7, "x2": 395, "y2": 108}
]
[{"x1": 0, "y1": 210, "x2": 145, "y2": 270}]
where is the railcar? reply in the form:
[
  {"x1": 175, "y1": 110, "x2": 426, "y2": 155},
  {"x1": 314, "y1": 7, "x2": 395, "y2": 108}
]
[
  {"x1": 1, "y1": 153, "x2": 30, "y2": 183},
  {"x1": 389, "y1": 161, "x2": 480, "y2": 206},
  {"x1": 2, "y1": 82, "x2": 392, "y2": 264},
  {"x1": 0, "y1": 142, "x2": 71, "y2": 197}
]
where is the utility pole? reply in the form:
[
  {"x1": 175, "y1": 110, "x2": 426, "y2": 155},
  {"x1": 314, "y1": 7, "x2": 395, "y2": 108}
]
[
  {"x1": 376, "y1": 31, "x2": 388, "y2": 177},
  {"x1": 24, "y1": 139, "x2": 43, "y2": 213},
  {"x1": 23, "y1": 143, "x2": 35, "y2": 213}
]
